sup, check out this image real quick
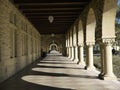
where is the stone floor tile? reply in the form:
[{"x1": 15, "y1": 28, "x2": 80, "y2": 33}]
[{"x1": 0, "y1": 51, "x2": 120, "y2": 90}]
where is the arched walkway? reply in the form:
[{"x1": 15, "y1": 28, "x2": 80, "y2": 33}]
[
  {"x1": 49, "y1": 43, "x2": 58, "y2": 51},
  {"x1": 0, "y1": 52, "x2": 120, "y2": 90}
]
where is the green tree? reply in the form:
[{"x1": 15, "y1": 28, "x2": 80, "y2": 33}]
[{"x1": 115, "y1": 5, "x2": 120, "y2": 46}]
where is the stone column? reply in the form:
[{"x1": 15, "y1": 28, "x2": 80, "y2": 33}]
[
  {"x1": 101, "y1": 38, "x2": 117, "y2": 80},
  {"x1": 67, "y1": 47, "x2": 69, "y2": 57},
  {"x1": 67, "y1": 32, "x2": 71, "y2": 58},
  {"x1": 73, "y1": 46, "x2": 79, "y2": 63},
  {"x1": 68, "y1": 47, "x2": 71, "y2": 58},
  {"x1": 85, "y1": 43, "x2": 95, "y2": 70},
  {"x1": 66, "y1": 36, "x2": 68, "y2": 56},
  {"x1": 68, "y1": 47, "x2": 70, "y2": 58},
  {"x1": 99, "y1": 44, "x2": 105, "y2": 78},
  {"x1": 69, "y1": 29, "x2": 73, "y2": 60},
  {"x1": 77, "y1": 45, "x2": 85, "y2": 66},
  {"x1": 69, "y1": 47, "x2": 72, "y2": 59},
  {"x1": 70, "y1": 46, "x2": 75, "y2": 60},
  {"x1": 66, "y1": 47, "x2": 68, "y2": 56}
]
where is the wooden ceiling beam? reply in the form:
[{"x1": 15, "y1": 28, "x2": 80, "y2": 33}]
[
  {"x1": 12, "y1": 0, "x2": 91, "y2": 34},
  {"x1": 28, "y1": 17, "x2": 76, "y2": 19},
  {"x1": 26, "y1": 15, "x2": 78, "y2": 18},
  {"x1": 13, "y1": 0, "x2": 90, "y2": 4},
  {"x1": 37, "y1": 27, "x2": 70, "y2": 29},
  {"x1": 31, "y1": 21, "x2": 73, "y2": 23},
  {"x1": 17, "y1": 2, "x2": 88, "y2": 6},
  {"x1": 24, "y1": 12, "x2": 80, "y2": 14},
  {"x1": 29, "y1": 19, "x2": 75, "y2": 21},
  {"x1": 20, "y1": 8, "x2": 82, "y2": 11}
]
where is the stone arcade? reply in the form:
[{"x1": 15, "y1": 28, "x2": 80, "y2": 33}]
[{"x1": 0, "y1": 0, "x2": 120, "y2": 90}]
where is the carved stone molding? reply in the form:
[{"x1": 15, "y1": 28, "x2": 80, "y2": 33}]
[
  {"x1": 86, "y1": 42, "x2": 95, "y2": 46},
  {"x1": 102, "y1": 38, "x2": 115, "y2": 45},
  {"x1": 73, "y1": 43, "x2": 77, "y2": 47},
  {"x1": 78, "y1": 43, "x2": 84, "y2": 47},
  {"x1": 96, "y1": 37, "x2": 115, "y2": 44}
]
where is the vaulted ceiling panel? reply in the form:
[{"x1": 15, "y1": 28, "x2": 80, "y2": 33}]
[{"x1": 12, "y1": 0, "x2": 91, "y2": 34}]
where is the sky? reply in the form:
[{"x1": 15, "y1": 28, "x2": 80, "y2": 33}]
[{"x1": 118, "y1": 0, "x2": 120, "y2": 5}]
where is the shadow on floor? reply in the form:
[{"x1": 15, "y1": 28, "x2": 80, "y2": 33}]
[
  {"x1": 41, "y1": 59, "x2": 67, "y2": 61},
  {"x1": 36, "y1": 64, "x2": 83, "y2": 69},
  {"x1": 39, "y1": 61, "x2": 76, "y2": 65},
  {"x1": 31, "y1": 68, "x2": 98, "y2": 79},
  {"x1": 0, "y1": 61, "x2": 74, "y2": 90},
  {"x1": 0, "y1": 54, "x2": 97, "y2": 90},
  {"x1": 0, "y1": 79, "x2": 74, "y2": 90}
]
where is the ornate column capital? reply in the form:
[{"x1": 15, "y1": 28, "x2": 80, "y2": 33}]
[
  {"x1": 102, "y1": 38, "x2": 115, "y2": 45},
  {"x1": 86, "y1": 42, "x2": 95, "y2": 46},
  {"x1": 97, "y1": 37, "x2": 115, "y2": 45},
  {"x1": 78, "y1": 43, "x2": 84, "y2": 47},
  {"x1": 73, "y1": 44, "x2": 77, "y2": 47}
]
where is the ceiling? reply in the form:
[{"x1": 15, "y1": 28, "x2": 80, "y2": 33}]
[{"x1": 12, "y1": 0, "x2": 91, "y2": 34}]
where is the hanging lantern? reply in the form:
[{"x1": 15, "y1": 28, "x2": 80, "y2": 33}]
[
  {"x1": 48, "y1": 16, "x2": 54, "y2": 23},
  {"x1": 51, "y1": 33, "x2": 54, "y2": 37}
]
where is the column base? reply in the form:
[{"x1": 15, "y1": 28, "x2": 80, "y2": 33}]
[
  {"x1": 77, "y1": 61, "x2": 86, "y2": 68},
  {"x1": 77, "y1": 62, "x2": 85, "y2": 67},
  {"x1": 70, "y1": 57, "x2": 74, "y2": 61},
  {"x1": 68, "y1": 56, "x2": 71, "y2": 59},
  {"x1": 98, "y1": 73, "x2": 104, "y2": 79},
  {"x1": 77, "y1": 61, "x2": 85, "y2": 66},
  {"x1": 73, "y1": 59, "x2": 79, "y2": 63},
  {"x1": 85, "y1": 66, "x2": 96, "y2": 71},
  {"x1": 101, "y1": 74, "x2": 117, "y2": 81}
]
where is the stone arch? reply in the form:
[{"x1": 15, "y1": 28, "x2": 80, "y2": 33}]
[
  {"x1": 85, "y1": 8, "x2": 96, "y2": 70},
  {"x1": 102, "y1": 0, "x2": 118, "y2": 38},
  {"x1": 97, "y1": 0, "x2": 118, "y2": 80},
  {"x1": 86, "y1": 8, "x2": 96, "y2": 44},
  {"x1": 73, "y1": 25, "x2": 77, "y2": 46},
  {"x1": 78, "y1": 20, "x2": 84, "y2": 45},
  {"x1": 45, "y1": 37, "x2": 63, "y2": 53},
  {"x1": 49, "y1": 43, "x2": 58, "y2": 51}
]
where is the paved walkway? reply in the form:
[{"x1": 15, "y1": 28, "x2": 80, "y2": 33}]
[{"x1": 0, "y1": 51, "x2": 120, "y2": 90}]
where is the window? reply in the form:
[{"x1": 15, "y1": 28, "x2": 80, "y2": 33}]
[
  {"x1": 9, "y1": 12, "x2": 14, "y2": 24},
  {"x1": 10, "y1": 29, "x2": 15, "y2": 58},
  {"x1": 14, "y1": 14, "x2": 17, "y2": 25},
  {"x1": 31, "y1": 38, "x2": 33, "y2": 54},
  {"x1": 22, "y1": 34, "x2": 24, "y2": 56},
  {"x1": 14, "y1": 30, "x2": 17, "y2": 57},
  {"x1": 9, "y1": 12, "x2": 17, "y2": 26}
]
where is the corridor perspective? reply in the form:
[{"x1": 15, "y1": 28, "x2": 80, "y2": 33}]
[
  {"x1": 0, "y1": 0, "x2": 120, "y2": 90},
  {"x1": 0, "y1": 51, "x2": 120, "y2": 90}
]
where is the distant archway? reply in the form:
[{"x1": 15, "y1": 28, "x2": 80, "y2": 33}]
[
  {"x1": 49, "y1": 43, "x2": 58, "y2": 51},
  {"x1": 44, "y1": 37, "x2": 64, "y2": 54}
]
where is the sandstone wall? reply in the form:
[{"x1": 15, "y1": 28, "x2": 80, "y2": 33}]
[{"x1": 0, "y1": 0, "x2": 41, "y2": 83}]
